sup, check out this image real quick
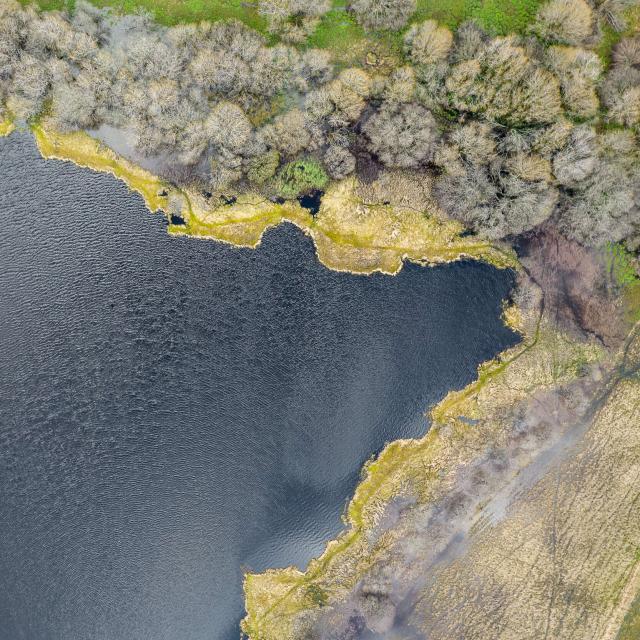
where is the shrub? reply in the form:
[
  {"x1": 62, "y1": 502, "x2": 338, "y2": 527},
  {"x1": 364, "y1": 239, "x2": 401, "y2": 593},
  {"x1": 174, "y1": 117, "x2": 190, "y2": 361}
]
[
  {"x1": 206, "y1": 101, "x2": 253, "y2": 151},
  {"x1": 274, "y1": 159, "x2": 328, "y2": 198},
  {"x1": 530, "y1": 118, "x2": 574, "y2": 155},
  {"x1": 533, "y1": 0, "x2": 594, "y2": 45},
  {"x1": 383, "y1": 66, "x2": 417, "y2": 103},
  {"x1": 552, "y1": 125, "x2": 597, "y2": 186},
  {"x1": 556, "y1": 131, "x2": 640, "y2": 247},
  {"x1": 450, "y1": 21, "x2": 488, "y2": 63},
  {"x1": 404, "y1": 20, "x2": 453, "y2": 65},
  {"x1": 49, "y1": 80, "x2": 98, "y2": 131},
  {"x1": 349, "y1": 0, "x2": 416, "y2": 31},
  {"x1": 6, "y1": 54, "x2": 50, "y2": 119},
  {"x1": 261, "y1": 108, "x2": 312, "y2": 156},
  {"x1": 292, "y1": 49, "x2": 333, "y2": 92},
  {"x1": 601, "y1": 37, "x2": 640, "y2": 127},
  {"x1": 247, "y1": 150, "x2": 281, "y2": 185},
  {"x1": 613, "y1": 36, "x2": 640, "y2": 69},
  {"x1": 305, "y1": 70, "x2": 370, "y2": 131},
  {"x1": 450, "y1": 122, "x2": 497, "y2": 166}
]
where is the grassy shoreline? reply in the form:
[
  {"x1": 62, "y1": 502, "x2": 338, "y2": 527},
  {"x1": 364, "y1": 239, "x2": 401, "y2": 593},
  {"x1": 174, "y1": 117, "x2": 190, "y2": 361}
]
[
  {"x1": 241, "y1": 305, "x2": 608, "y2": 638},
  {"x1": 0, "y1": 119, "x2": 15, "y2": 137},
  {"x1": 30, "y1": 123, "x2": 517, "y2": 275}
]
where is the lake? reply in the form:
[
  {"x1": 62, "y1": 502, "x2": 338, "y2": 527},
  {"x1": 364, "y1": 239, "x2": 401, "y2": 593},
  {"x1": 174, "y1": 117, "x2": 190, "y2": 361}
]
[{"x1": 0, "y1": 133, "x2": 518, "y2": 640}]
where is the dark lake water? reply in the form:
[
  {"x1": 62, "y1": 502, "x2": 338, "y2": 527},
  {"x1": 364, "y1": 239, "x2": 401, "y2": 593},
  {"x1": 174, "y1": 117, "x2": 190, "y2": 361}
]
[{"x1": 0, "y1": 133, "x2": 518, "y2": 640}]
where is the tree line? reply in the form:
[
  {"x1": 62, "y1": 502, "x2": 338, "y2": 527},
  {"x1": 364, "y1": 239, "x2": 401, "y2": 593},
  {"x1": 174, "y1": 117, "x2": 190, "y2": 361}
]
[{"x1": 1, "y1": 0, "x2": 639, "y2": 249}]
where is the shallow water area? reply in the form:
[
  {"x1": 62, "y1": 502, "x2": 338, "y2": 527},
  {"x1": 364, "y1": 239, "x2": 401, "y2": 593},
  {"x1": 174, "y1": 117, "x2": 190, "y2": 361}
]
[{"x1": 0, "y1": 133, "x2": 518, "y2": 640}]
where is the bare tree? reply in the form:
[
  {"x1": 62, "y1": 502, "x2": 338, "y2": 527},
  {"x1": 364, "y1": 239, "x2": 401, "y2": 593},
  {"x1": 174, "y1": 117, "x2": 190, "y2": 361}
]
[
  {"x1": 445, "y1": 36, "x2": 563, "y2": 125},
  {"x1": 258, "y1": 0, "x2": 331, "y2": 42},
  {"x1": 324, "y1": 145, "x2": 356, "y2": 179},
  {"x1": 363, "y1": 102, "x2": 438, "y2": 168},
  {"x1": 435, "y1": 161, "x2": 558, "y2": 238},
  {"x1": 545, "y1": 45, "x2": 602, "y2": 118},
  {"x1": 349, "y1": 0, "x2": 416, "y2": 31},
  {"x1": 533, "y1": 0, "x2": 594, "y2": 45},
  {"x1": 404, "y1": 20, "x2": 453, "y2": 65}
]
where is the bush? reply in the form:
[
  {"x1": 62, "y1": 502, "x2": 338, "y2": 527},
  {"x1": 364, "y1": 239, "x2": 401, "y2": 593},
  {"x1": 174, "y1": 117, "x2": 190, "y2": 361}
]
[
  {"x1": 206, "y1": 101, "x2": 253, "y2": 152},
  {"x1": 600, "y1": 37, "x2": 640, "y2": 127},
  {"x1": 247, "y1": 150, "x2": 281, "y2": 185},
  {"x1": 556, "y1": 131, "x2": 640, "y2": 246},
  {"x1": 450, "y1": 122, "x2": 497, "y2": 166},
  {"x1": 613, "y1": 36, "x2": 640, "y2": 68},
  {"x1": 349, "y1": 0, "x2": 416, "y2": 31},
  {"x1": 274, "y1": 159, "x2": 328, "y2": 198},
  {"x1": 552, "y1": 125, "x2": 597, "y2": 186},
  {"x1": 450, "y1": 21, "x2": 488, "y2": 63},
  {"x1": 533, "y1": 0, "x2": 594, "y2": 45},
  {"x1": 404, "y1": 20, "x2": 453, "y2": 65},
  {"x1": 383, "y1": 66, "x2": 416, "y2": 103},
  {"x1": 261, "y1": 108, "x2": 312, "y2": 157}
]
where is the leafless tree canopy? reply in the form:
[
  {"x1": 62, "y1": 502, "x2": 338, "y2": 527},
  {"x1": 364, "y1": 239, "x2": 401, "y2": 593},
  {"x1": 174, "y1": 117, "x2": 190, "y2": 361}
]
[{"x1": 0, "y1": 0, "x2": 638, "y2": 248}]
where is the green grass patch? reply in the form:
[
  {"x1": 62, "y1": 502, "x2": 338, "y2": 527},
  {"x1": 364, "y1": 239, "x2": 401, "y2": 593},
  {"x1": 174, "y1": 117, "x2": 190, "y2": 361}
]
[
  {"x1": 597, "y1": 5, "x2": 640, "y2": 67},
  {"x1": 308, "y1": 5, "x2": 364, "y2": 50},
  {"x1": 413, "y1": 0, "x2": 542, "y2": 33},
  {"x1": 605, "y1": 243, "x2": 640, "y2": 289},
  {"x1": 472, "y1": 0, "x2": 542, "y2": 34},
  {"x1": 23, "y1": 0, "x2": 268, "y2": 29},
  {"x1": 604, "y1": 242, "x2": 640, "y2": 323}
]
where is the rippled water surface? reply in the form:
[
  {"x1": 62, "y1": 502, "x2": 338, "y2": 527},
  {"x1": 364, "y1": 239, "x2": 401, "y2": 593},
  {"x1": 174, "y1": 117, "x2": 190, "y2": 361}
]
[{"x1": 0, "y1": 134, "x2": 518, "y2": 640}]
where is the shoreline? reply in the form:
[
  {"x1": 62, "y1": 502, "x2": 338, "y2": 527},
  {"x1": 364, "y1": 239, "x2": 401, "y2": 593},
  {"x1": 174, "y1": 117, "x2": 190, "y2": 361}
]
[
  {"x1": 13, "y1": 124, "x2": 640, "y2": 639},
  {"x1": 0, "y1": 119, "x2": 14, "y2": 138},
  {"x1": 243, "y1": 315, "x2": 640, "y2": 640},
  {"x1": 29, "y1": 123, "x2": 517, "y2": 278}
]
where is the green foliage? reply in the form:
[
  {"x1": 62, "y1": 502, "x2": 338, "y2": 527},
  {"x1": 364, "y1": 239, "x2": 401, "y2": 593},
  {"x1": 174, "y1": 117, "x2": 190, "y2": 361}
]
[
  {"x1": 472, "y1": 0, "x2": 542, "y2": 34},
  {"x1": 274, "y1": 159, "x2": 328, "y2": 198},
  {"x1": 605, "y1": 242, "x2": 639, "y2": 288},
  {"x1": 602, "y1": 243, "x2": 640, "y2": 325},
  {"x1": 305, "y1": 584, "x2": 328, "y2": 606},
  {"x1": 597, "y1": 5, "x2": 640, "y2": 68},
  {"x1": 247, "y1": 150, "x2": 280, "y2": 185}
]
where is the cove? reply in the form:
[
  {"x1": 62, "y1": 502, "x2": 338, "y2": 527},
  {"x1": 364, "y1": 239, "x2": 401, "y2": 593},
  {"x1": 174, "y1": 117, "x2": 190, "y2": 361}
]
[{"x1": 0, "y1": 133, "x2": 519, "y2": 640}]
